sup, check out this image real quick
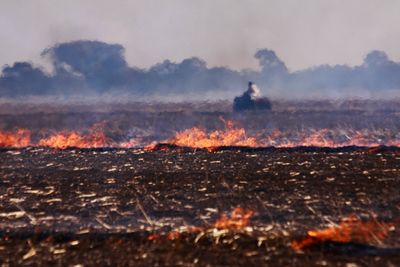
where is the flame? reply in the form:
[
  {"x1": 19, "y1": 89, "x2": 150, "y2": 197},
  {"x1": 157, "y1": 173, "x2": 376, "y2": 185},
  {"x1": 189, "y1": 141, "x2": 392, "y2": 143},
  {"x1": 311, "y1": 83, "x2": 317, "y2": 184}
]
[
  {"x1": 37, "y1": 131, "x2": 108, "y2": 149},
  {"x1": 38, "y1": 122, "x2": 109, "y2": 149},
  {"x1": 291, "y1": 215, "x2": 395, "y2": 251},
  {"x1": 147, "y1": 207, "x2": 254, "y2": 241},
  {"x1": 168, "y1": 120, "x2": 400, "y2": 149},
  {"x1": 213, "y1": 207, "x2": 254, "y2": 230},
  {"x1": 170, "y1": 120, "x2": 258, "y2": 150},
  {"x1": 0, "y1": 129, "x2": 31, "y2": 148},
  {"x1": 2, "y1": 120, "x2": 400, "y2": 149}
]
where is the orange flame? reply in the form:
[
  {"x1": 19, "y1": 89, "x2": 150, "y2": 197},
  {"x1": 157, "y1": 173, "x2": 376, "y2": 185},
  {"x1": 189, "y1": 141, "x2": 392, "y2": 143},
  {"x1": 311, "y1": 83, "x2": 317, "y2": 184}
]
[
  {"x1": 147, "y1": 207, "x2": 254, "y2": 241},
  {"x1": 38, "y1": 122, "x2": 109, "y2": 149},
  {"x1": 37, "y1": 130, "x2": 108, "y2": 149},
  {"x1": 291, "y1": 215, "x2": 394, "y2": 251},
  {"x1": 2, "y1": 120, "x2": 400, "y2": 149},
  {"x1": 168, "y1": 120, "x2": 400, "y2": 149},
  {"x1": 0, "y1": 129, "x2": 31, "y2": 148},
  {"x1": 213, "y1": 207, "x2": 254, "y2": 230},
  {"x1": 170, "y1": 120, "x2": 258, "y2": 150}
]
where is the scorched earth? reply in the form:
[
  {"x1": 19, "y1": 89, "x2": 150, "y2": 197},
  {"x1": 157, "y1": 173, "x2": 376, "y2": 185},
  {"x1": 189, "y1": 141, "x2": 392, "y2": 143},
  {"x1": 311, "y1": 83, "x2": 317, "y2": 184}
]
[{"x1": 0, "y1": 146, "x2": 399, "y2": 266}]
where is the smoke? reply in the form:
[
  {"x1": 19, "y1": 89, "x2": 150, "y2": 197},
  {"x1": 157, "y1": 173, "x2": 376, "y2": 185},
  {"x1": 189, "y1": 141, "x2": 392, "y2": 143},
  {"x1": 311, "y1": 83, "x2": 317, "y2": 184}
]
[
  {"x1": 0, "y1": 62, "x2": 52, "y2": 97},
  {"x1": 255, "y1": 49, "x2": 288, "y2": 78},
  {"x1": 248, "y1": 83, "x2": 261, "y2": 100},
  {"x1": 233, "y1": 82, "x2": 272, "y2": 112},
  {"x1": 1, "y1": 40, "x2": 400, "y2": 100}
]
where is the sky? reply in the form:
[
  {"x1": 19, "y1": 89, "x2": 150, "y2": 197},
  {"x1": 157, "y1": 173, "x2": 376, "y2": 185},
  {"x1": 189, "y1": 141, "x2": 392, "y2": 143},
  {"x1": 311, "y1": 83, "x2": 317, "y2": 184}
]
[{"x1": 1, "y1": 0, "x2": 400, "y2": 72}]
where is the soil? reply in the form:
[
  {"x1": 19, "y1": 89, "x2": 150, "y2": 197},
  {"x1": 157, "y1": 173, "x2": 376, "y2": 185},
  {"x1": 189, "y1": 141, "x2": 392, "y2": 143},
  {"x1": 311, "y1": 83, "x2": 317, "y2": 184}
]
[{"x1": 0, "y1": 146, "x2": 399, "y2": 266}]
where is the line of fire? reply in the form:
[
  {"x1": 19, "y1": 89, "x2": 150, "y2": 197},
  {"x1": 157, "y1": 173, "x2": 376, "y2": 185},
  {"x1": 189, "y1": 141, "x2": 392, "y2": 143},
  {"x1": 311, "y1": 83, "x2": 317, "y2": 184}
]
[{"x1": 1, "y1": 81, "x2": 399, "y2": 266}]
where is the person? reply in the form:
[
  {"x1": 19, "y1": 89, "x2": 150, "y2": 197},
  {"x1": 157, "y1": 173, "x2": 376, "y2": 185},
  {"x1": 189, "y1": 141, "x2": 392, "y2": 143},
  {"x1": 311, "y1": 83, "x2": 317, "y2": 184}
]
[
  {"x1": 233, "y1": 82, "x2": 272, "y2": 112},
  {"x1": 246, "y1": 82, "x2": 261, "y2": 100}
]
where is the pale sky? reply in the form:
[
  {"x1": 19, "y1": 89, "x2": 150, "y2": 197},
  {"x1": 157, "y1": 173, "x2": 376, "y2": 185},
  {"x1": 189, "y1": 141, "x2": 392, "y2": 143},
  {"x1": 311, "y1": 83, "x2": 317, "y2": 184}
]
[{"x1": 1, "y1": 0, "x2": 399, "y2": 71}]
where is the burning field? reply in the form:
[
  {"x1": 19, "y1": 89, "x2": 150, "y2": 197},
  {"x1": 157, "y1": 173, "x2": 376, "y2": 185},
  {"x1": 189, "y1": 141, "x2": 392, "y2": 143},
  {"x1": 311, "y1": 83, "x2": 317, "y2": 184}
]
[{"x1": 0, "y1": 101, "x2": 400, "y2": 266}]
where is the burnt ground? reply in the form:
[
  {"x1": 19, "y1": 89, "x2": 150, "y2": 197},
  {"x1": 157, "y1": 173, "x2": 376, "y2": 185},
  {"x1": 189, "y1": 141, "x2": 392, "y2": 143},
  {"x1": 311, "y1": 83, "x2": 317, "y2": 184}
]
[{"x1": 0, "y1": 147, "x2": 399, "y2": 266}]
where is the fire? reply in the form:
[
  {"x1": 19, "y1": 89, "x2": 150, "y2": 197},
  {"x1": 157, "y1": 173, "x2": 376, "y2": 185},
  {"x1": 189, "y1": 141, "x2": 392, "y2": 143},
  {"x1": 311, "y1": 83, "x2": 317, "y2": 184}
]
[
  {"x1": 147, "y1": 207, "x2": 254, "y2": 241},
  {"x1": 38, "y1": 122, "x2": 109, "y2": 149},
  {"x1": 167, "y1": 119, "x2": 400, "y2": 149},
  {"x1": 170, "y1": 120, "x2": 258, "y2": 149},
  {"x1": 291, "y1": 215, "x2": 395, "y2": 251},
  {"x1": 37, "y1": 130, "x2": 108, "y2": 149},
  {"x1": 2, "y1": 120, "x2": 400, "y2": 149},
  {"x1": 213, "y1": 207, "x2": 254, "y2": 230},
  {"x1": 0, "y1": 129, "x2": 31, "y2": 148}
]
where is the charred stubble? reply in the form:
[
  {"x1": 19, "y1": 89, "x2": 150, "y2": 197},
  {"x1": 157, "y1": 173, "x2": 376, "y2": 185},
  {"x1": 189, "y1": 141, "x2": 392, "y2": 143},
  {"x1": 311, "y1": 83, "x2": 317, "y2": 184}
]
[{"x1": 0, "y1": 147, "x2": 399, "y2": 266}]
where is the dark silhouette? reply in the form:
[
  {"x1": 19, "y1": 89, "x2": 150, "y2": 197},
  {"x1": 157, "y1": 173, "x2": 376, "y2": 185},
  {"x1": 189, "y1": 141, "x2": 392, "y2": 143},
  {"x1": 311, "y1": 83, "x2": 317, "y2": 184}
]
[{"x1": 233, "y1": 82, "x2": 272, "y2": 112}]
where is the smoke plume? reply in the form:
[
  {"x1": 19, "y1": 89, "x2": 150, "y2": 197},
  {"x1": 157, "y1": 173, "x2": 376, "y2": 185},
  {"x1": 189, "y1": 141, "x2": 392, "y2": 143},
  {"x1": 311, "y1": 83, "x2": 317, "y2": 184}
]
[{"x1": 1, "y1": 40, "x2": 400, "y2": 100}]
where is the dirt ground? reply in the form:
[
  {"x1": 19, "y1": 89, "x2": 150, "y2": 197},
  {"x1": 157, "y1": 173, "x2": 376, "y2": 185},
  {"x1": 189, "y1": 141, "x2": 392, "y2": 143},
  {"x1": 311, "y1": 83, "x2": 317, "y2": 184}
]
[{"x1": 0, "y1": 146, "x2": 399, "y2": 266}]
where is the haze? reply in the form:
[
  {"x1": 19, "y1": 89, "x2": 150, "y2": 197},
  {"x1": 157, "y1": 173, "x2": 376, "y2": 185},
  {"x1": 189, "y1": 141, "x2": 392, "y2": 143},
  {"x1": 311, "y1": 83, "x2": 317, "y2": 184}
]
[{"x1": 1, "y1": 0, "x2": 399, "y2": 71}]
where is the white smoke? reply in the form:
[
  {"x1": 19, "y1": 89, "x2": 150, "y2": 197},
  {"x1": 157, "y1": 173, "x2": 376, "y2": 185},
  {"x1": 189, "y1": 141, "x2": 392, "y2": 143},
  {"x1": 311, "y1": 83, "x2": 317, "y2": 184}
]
[{"x1": 247, "y1": 82, "x2": 261, "y2": 100}]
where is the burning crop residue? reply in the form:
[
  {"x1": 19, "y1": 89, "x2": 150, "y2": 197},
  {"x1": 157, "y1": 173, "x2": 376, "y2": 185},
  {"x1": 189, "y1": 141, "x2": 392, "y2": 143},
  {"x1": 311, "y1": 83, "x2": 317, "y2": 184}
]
[
  {"x1": 0, "y1": 124, "x2": 135, "y2": 149},
  {"x1": 292, "y1": 215, "x2": 396, "y2": 251},
  {"x1": 0, "y1": 128, "x2": 111, "y2": 149},
  {"x1": 0, "y1": 129, "x2": 31, "y2": 148},
  {"x1": 2, "y1": 119, "x2": 400, "y2": 149},
  {"x1": 146, "y1": 210, "x2": 398, "y2": 255},
  {"x1": 170, "y1": 119, "x2": 259, "y2": 150},
  {"x1": 146, "y1": 208, "x2": 399, "y2": 258},
  {"x1": 168, "y1": 125, "x2": 400, "y2": 149},
  {"x1": 39, "y1": 132, "x2": 102, "y2": 148},
  {"x1": 37, "y1": 131, "x2": 108, "y2": 149},
  {"x1": 37, "y1": 122, "x2": 110, "y2": 149},
  {"x1": 163, "y1": 124, "x2": 400, "y2": 150},
  {"x1": 147, "y1": 207, "x2": 255, "y2": 242},
  {"x1": 213, "y1": 207, "x2": 254, "y2": 230}
]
